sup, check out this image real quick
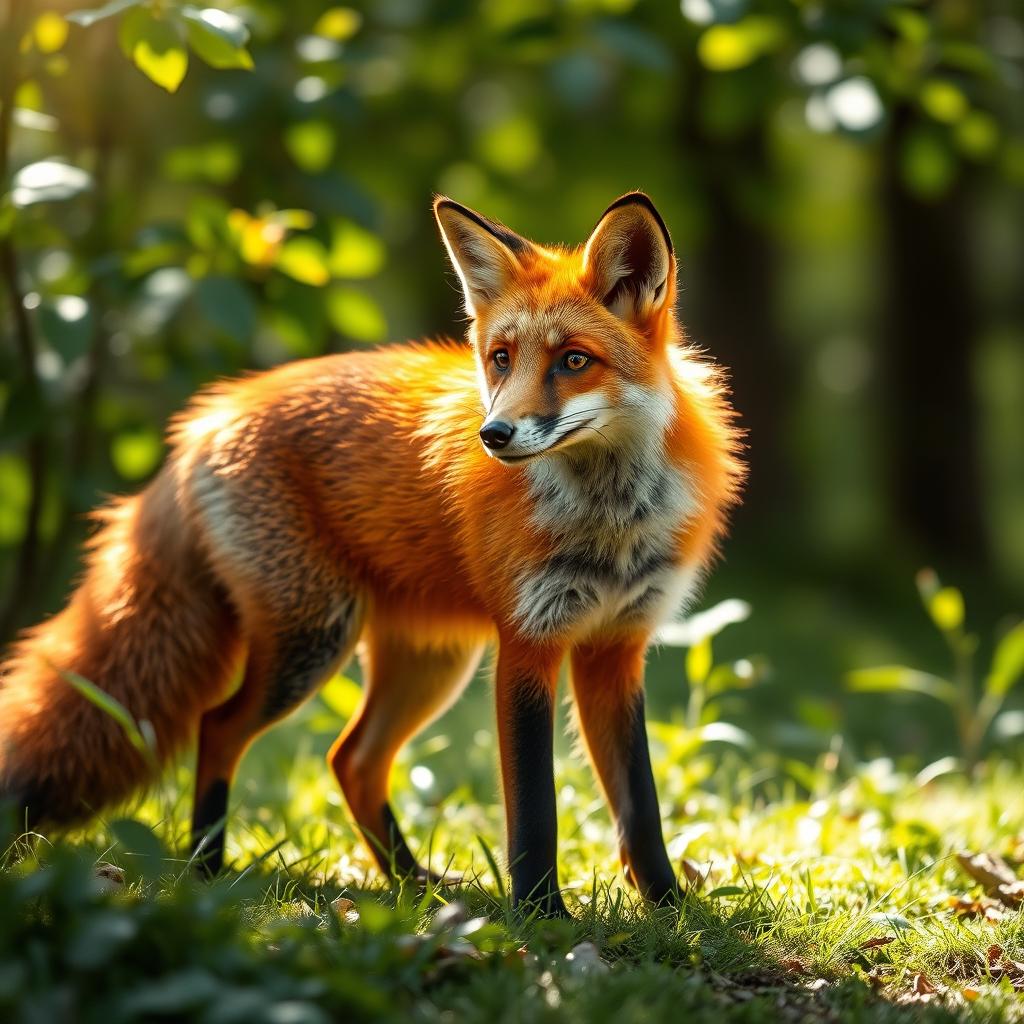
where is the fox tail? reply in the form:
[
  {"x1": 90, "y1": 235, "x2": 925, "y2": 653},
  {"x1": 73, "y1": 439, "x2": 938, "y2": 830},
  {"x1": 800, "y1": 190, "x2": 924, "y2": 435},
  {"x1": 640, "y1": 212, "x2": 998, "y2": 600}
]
[{"x1": 0, "y1": 469, "x2": 239, "y2": 827}]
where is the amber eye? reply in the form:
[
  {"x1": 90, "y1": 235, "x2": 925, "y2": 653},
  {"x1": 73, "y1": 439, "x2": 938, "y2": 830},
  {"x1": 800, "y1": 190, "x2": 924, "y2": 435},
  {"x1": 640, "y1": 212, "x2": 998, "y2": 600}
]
[
  {"x1": 493, "y1": 349, "x2": 510, "y2": 370},
  {"x1": 562, "y1": 351, "x2": 590, "y2": 372}
]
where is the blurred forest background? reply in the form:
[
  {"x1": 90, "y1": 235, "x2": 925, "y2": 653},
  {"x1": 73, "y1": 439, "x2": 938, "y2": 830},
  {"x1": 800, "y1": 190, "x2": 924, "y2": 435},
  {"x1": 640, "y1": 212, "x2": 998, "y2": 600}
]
[{"x1": 1, "y1": 0, "x2": 1023, "y2": 767}]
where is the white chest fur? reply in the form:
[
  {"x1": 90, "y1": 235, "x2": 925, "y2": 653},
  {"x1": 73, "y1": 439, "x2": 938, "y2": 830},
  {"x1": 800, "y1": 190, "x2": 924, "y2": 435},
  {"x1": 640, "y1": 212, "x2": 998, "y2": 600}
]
[{"x1": 513, "y1": 443, "x2": 698, "y2": 641}]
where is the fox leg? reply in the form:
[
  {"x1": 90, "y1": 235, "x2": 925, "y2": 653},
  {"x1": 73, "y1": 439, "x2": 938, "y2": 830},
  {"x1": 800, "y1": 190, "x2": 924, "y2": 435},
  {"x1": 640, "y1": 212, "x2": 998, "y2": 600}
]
[
  {"x1": 328, "y1": 625, "x2": 483, "y2": 883},
  {"x1": 191, "y1": 596, "x2": 363, "y2": 875},
  {"x1": 494, "y1": 636, "x2": 567, "y2": 917},
  {"x1": 569, "y1": 637, "x2": 678, "y2": 904}
]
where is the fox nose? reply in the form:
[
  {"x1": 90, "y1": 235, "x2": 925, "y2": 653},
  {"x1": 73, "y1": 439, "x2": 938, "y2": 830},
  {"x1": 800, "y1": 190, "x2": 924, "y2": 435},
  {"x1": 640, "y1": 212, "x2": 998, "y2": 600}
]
[{"x1": 479, "y1": 420, "x2": 514, "y2": 450}]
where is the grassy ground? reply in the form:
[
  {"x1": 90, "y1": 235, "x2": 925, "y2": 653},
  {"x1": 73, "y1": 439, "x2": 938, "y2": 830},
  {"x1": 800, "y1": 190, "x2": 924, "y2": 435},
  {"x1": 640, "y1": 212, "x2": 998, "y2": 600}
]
[{"x1": 2, "y1": 665, "x2": 1023, "y2": 1024}]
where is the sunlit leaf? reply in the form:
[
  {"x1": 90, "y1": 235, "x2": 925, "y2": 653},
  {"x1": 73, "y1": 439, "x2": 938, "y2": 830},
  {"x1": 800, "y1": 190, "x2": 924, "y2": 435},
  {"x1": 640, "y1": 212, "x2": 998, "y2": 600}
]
[
  {"x1": 0, "y1": 455, "x2": 29, "y2": 544},
  {"x1": 314, "y1": 7, "x2": 362, "y2": 41},
  {"x1": 329, "y1": 219, "x2": 385, "y2": 278},
  {"x1": 955, "y1": 112, "x2": 998, "y2": 160},
  {"x1": 30, "y1": 12, "x2": 70, "y2": 54},
  {"x1": 698, "y1": 722, "x2": 753, "y2": 748},
  {"x1": 654, "y1": 598, "x2": 751, "y2": 647},
  {"x1": 477, "y1": 115, "x2": 541, "y2": 174},
  {"x1": 686, "y1": 636, "x2": 712, "y2": 687},
  {"x1": 915, "y1": 756, "x2": 963, "y2": 786},
  {"x1": 326, "y1": 285, "x2": 387, "y2": 341},
  {"x1": 181, "y1": 5, "x2": 253, "y2": 70},
  {"x1": 111, "y1": 428, "x2": 163, "y2": 480},
  {"x1": 846, "y1": 666, "x2": 959, "y2": 706},
  {"x1": 11, "y1": 159, "x2": 92, "y2": 207},
  {"x1": 928, "y1": 586, "x2": 965, "y2": 632},
  {"x1": 275, "y1": 237, "x2": 331, "y2": 286},
  {"x1": 985, "y1": 622, "x2": 1024, "y2": 698},
  {"x1": 697, "y1": 17, "x2": 781, "y2": 72},
  {"x1": 920, "y1": 79, "x2": 968, "y2": 124},
  {"x1": 319, "y1": 675, "x2": 362, "y2": 718},
  {"x1": 284, "y1": 120, "x2": 336, "y2": 173},
  {"x1": 52, "y1": 663, "x2": 157, "y2": 766},
  {"x1": 66, "y1": 0, "x2": 141, "y2": 28},
  {"x1": 120, "y1": 9, "x2": 188, "y2": 93}
]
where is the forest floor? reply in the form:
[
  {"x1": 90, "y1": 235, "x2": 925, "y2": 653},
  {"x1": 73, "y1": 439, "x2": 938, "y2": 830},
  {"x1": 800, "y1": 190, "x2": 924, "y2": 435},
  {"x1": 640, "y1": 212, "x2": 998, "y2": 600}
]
[{"x1": 3, "y1": 697, "x2": 1024, "y2": 1024}]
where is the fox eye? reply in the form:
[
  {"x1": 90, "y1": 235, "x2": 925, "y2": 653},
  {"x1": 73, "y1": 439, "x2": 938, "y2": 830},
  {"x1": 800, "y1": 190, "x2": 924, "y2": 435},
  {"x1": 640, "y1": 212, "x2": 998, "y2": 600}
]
[
  {"x1": 493, "y1": 349, "x2": 510, "y2": 370},
  {"x1": 562, "y1": 351, "x2": 590, "y2": 372}
]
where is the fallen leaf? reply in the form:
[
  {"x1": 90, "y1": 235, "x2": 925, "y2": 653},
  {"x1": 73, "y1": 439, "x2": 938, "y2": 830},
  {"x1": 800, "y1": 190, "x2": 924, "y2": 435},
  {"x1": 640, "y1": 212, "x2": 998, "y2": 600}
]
[
  {"x1": 780, "y1": 958, "x2": 807, "y2": 974},
  {"x1": 911, "y1": 973, "x2": 937, "y2": 995},
  {"x1": 962, "y1": 986, "x2": 981, "y2": 1001},
  {"x1": 681, "y1": 858, "x2": 708, "y2": 891},
  {"x1": 859, "y1": 935, "x2": 896, "y2": 951},
  {"x1": 956, "y1": 850, "x2": 1018, "y2": 891}
]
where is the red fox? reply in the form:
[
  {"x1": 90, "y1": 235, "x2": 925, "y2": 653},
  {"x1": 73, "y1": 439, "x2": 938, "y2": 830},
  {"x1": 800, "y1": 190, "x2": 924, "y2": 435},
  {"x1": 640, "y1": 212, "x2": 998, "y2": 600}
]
[{"x1": 0, "y1": 192, "x2": 741, "y2": 915}]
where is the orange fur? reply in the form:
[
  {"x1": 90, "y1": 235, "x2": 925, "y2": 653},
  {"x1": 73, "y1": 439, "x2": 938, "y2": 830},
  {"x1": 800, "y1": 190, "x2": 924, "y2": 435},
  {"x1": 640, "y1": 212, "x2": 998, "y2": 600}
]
[{"x1": 0, "y1": 192, "x2": 742, "y2": 902}]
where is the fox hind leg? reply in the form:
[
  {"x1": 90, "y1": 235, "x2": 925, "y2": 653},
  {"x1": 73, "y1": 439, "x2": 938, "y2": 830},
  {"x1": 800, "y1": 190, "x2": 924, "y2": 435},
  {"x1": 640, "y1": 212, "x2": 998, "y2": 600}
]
[
  {"x1": 191, "y1": 595, "x2": 364, "y2": 875},
  {"x1": 329, "y1": 624, "x2": 483, "y2": 884}
]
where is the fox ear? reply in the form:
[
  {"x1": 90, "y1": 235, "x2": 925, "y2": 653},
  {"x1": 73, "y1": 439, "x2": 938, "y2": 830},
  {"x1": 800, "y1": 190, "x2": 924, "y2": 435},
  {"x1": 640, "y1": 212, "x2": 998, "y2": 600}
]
[
  {"x1": 434, "y1": 198, "x2": 533, "y2": 317},
  {"x1": 583, "y1": 192, "x2": 674, "y2": 329}
]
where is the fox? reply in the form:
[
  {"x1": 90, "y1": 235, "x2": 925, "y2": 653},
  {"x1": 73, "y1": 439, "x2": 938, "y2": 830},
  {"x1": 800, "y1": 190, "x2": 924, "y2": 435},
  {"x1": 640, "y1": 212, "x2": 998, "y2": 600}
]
[{"x1": 0, "y1": 192, "x2": 741, "y2": 916}]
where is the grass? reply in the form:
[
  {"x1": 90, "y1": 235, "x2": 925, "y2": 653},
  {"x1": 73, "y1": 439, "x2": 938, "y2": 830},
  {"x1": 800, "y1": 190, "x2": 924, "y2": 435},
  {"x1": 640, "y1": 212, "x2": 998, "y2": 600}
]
[{"x1": 3, "y1": 663, "x2": 1023, "y2": 1024}]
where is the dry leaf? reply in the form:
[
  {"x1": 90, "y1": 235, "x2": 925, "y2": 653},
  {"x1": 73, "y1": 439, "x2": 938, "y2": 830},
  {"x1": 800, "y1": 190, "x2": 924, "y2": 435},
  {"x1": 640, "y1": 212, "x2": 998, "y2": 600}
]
[
  {"x1": 780, "y1": 958, "x2": 807, "y2": 975},
  {"x1": 911, "y1": 973, "x2": 937, "y2": 995},
  {"x1": 859, "y1": 935, "x2": 896, "y2": 951},
  {"x1": 956, "y1": 850, "x2": 1018, "y2": 890},
  {"x1": 681, "y1": 858, "x2": 707, "y2": 891}
]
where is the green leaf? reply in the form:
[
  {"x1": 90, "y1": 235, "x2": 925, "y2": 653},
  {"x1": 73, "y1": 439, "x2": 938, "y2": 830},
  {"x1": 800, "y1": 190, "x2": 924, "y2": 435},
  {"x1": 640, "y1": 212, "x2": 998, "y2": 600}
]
[
  {"x1": 52, "y1": 664, "x2": 158, "y2": 766},
  {"x1": 698, "y1": 722, "x2": 753, "y2": 748},
  {"x1": 11, "y1": 160, "x2": 92, "y2": 207},
  {"x1": 901, "y1": 127, "x2": 956, "y2": 200},
  {"x1": 846, "y1": 666, "x2": 959, "y2": 706},
  {"x1": 985, "y1": 622, "x2": 1024, "y2": 698},
  {"x1": 67, "y1": 0, "x2": 141, "y2": 28},
  {"x1": 655, "y1": 598, "x2": 751, "y2": 647},
  {"x1": 110, "y1": 818, "x2": 167, "y2": 881},
  {"x1": 120, "y1": 9, "x2": 188, "y2": 93},
  {"x1": 111, "y1": 428, "x2": 163, "y2": 480},
  {"x1": 920, "y1": 79, "x2": 968, "y2": 124},
  {"x1": 686, "y1": 636, "x2": 713, "y2": 687},
  {"x1": 928, "y1": 586, "x2": 965, "y2": 632},
  {"x1": 329, "y1": 219, "x2": 385, "y2": 278},
  {"x1": 284, "y1": 120, "x2": 336, "y2": 173},
  {"x1": 318, "y1": 674, "x2": 362, "y2": 719},
  {"x1": 275, "y1": 237, "x2": 331, "y2": 286},
  {"x1": 180, "y1": 5, "x2": 253, "y2": 70},
  {"x1": 326, "y1": 285, "x2": 387, "y2": 341},
  {"x1": 195, "y1": 275, "x2": 256, "y2": 342},
  {"x1": 314, "y1": 7, "x2": 362, "y2": 41}
]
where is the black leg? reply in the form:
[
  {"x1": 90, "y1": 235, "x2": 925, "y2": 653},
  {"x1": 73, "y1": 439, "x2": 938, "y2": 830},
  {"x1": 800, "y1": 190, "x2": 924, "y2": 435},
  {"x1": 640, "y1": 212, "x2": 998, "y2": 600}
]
[{"x1": 497, "y1": 665, "x2": 568, "y2": 918}]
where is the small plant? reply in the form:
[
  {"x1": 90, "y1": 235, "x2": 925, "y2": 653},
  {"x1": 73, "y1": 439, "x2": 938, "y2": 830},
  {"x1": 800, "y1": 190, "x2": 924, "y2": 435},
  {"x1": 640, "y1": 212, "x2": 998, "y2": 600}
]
[
  {"x1": 846, "y1": 570, "x2": 1024, "y2": 773},
  {"x1": 654, "y1": 599, "x2": 768, "y2": 759}
]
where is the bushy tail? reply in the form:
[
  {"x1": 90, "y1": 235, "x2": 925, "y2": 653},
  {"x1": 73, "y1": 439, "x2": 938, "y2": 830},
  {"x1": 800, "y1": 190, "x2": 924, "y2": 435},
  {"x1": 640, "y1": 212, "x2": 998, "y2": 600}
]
[{"x1": 0, "y1": 469, "x2": 240, "y2": 827}]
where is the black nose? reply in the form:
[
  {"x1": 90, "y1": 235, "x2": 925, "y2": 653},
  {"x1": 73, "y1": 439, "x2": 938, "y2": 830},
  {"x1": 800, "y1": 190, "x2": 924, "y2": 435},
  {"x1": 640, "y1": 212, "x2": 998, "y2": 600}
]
[{"x1": 479, "y1": 420, "x2": 514, "y2": 450}]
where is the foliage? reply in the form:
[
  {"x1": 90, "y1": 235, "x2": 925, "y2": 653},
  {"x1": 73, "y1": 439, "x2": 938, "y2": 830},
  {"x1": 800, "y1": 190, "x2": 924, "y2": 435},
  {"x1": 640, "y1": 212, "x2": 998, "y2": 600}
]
[
  {"x1": 3, "y1": 745, "x2": 1024, "y2": 1022},
  {"x1": 847, "y1": 570, "x2": 1024, "y2": 771}
]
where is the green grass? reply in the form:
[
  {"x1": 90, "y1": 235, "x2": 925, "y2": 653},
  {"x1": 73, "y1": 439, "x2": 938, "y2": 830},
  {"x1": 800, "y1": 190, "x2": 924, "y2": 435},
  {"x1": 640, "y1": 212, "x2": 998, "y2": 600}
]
[{"x1": 3, "y1": 668, "x2": 1023, "y2": 1024}]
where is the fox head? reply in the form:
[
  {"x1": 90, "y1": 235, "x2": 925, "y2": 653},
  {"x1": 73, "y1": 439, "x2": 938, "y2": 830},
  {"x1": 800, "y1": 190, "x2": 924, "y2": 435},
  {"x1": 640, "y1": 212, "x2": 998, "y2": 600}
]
[{"x1": 434, "y1": 192, "x2": 680, "y2": 464}]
